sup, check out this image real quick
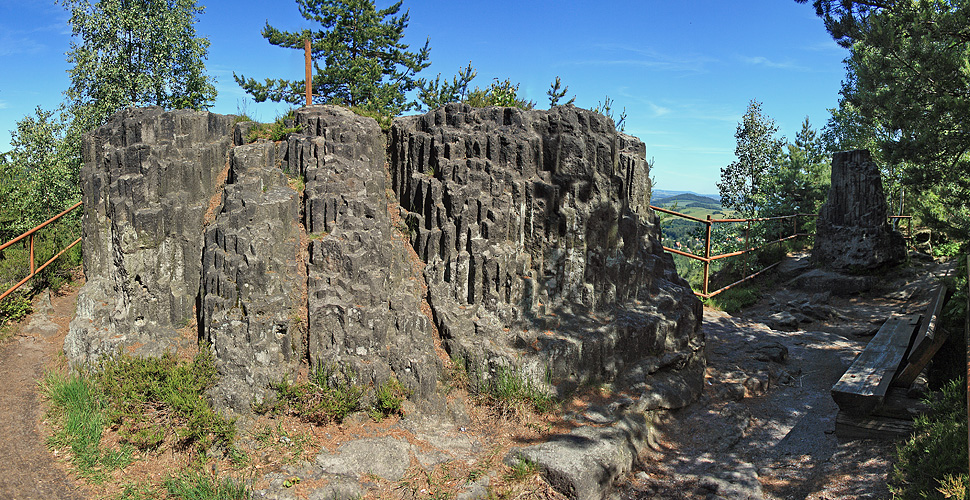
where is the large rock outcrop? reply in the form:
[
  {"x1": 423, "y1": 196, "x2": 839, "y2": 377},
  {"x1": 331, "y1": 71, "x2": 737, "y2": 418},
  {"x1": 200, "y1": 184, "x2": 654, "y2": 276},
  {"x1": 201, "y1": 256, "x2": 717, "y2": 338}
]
[
  {"x1": 812, "y1": 149, "x2": 906, "y2": 271},
  {"x1": 390, "y1": 103, "x2": 703, "y2": 400},
  {"x1": 67, "y1": 107, "x2": 234, "y2": 362},
  {"x1": 67, "y1": 103, "x2": 703, "y2": 413}
]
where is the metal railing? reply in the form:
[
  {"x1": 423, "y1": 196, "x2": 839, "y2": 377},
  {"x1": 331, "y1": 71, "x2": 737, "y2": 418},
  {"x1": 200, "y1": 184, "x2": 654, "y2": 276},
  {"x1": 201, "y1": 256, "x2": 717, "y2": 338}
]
[
  {"x1": 651, "y1": 205, "x2": 817, "y2": 298},
  {"x1": 0, "y1": 201, "x2": 83, "y2": 302}
]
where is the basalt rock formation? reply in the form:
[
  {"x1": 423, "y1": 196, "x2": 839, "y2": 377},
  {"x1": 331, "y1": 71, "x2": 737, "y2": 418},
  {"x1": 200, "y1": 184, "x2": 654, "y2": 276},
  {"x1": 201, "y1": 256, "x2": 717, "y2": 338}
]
[
  {"x1": 390, "y1": 103, "x2": 704, "y2": 402},
  {"x1": 67, "y1": 104, "x2": 703, "y2": 413},
  {"x1": 812, "y1": 149, "x2": 906, "y2": 271}
]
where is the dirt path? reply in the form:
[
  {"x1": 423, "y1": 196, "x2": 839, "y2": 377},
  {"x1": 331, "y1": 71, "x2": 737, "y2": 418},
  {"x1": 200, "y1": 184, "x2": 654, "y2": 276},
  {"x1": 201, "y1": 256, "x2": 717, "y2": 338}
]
[
  {"x1": 617, "y1": 256, "x2": 953, "y2": 499},
  {"x1": 0, "y1": 286, "x2": 87, "y2": 500}
]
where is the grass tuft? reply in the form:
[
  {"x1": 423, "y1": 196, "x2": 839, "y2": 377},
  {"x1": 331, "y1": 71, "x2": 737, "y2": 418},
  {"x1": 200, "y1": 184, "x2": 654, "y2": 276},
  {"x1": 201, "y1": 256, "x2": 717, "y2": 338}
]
[
  {"x1": 890, "y1": 378, "x2": 969, "y2": 499},
  {"x1": 164, "y1": 470, "x2": 249, "y2": 500},
  {"x1": 43, "y1": 371, "x2": 133, "y2": 481}
]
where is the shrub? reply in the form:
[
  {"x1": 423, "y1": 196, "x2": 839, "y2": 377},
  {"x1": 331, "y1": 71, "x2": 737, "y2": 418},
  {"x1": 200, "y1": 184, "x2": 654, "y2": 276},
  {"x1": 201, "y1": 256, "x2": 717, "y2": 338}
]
[
  {"x1": 95, "y1": 350, "x2": 236, "y2": 456},
  {"x1": 890, "y1": 378, "x2": 969, "y2": 499}
]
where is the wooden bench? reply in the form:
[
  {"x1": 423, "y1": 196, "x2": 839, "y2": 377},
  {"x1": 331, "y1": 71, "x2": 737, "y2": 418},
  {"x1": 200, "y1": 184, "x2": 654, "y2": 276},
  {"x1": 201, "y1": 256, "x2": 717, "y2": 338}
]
[{"x1": 831, "y1": 284, "x2": 949, "y2": 439}]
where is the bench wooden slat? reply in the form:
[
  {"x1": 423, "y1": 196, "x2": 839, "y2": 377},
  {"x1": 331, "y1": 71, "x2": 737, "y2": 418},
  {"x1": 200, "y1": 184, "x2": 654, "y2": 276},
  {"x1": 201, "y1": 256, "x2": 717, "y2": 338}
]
[
  {"x1": 893, "y1": 285, "x2": 949, "y2": 388},
  {"x1": 831, "y1": 313, "x2": 921, "y2": 415},
  {"x1": 835, "y1": 410, "x2": 914, "y2": 440}
]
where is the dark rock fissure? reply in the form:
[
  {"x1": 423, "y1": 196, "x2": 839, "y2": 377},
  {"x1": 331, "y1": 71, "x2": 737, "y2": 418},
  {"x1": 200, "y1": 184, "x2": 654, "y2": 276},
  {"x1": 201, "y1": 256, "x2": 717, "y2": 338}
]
[{"x1": 67, "y1": 104, "x2": 703, "y2": 415}]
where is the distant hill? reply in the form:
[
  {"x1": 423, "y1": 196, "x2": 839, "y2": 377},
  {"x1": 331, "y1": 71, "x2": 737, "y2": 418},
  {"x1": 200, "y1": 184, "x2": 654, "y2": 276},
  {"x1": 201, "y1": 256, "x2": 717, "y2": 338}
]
[
  {"x1": 651, "y1": 190, "x2": 720, "y2": 204},
  {"x1": 654, "y1": 193, "x2": 722, "y2": 208}
]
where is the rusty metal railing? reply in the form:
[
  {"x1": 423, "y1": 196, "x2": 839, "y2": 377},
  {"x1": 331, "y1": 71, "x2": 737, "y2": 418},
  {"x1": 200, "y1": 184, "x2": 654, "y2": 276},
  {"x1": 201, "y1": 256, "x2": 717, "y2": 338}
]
[
  {"x1": 651, "y1": 205, "x2": 817, "y2": 298},
  {"x1": 0, "y1": 201, "x2": 83, "y2": 302}
]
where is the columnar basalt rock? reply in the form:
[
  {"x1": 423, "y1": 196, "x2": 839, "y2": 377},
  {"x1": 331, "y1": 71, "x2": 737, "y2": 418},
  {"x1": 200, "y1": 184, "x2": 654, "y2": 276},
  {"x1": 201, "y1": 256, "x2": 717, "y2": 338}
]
[
  {"x1": 200, "y1": 141, "x2": 305, "y2": 410},
  {"x1": 812, "y1": 149, "x2": 907, "y2": 271},
  {"x1": 390, "y1": 103, "x2": 703, "y2": 402},
  {"x1": 286, "y1": 106, "x2": 441, "y2": 401},
  {"x1": 66, "y1": 107, "x2": 234, "y2": 364},
  {"x1": 67, "y1": 103, "x2": 704, "y2": 414}
]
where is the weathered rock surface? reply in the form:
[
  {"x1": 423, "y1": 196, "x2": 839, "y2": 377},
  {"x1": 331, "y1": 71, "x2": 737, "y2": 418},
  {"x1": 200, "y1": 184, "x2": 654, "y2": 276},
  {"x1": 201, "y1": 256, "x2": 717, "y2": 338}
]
[
  {"x1": 201, "y1": 141, "x2": 304, "y2": 410},
  {"x1": 812, "y1": 149, "x2": 906, "y2": 271},
  {"x1": 67, "y1": 107, "x2": 234, "y2": 363},
  {"x1": 390, "y1": 103, "x2": 703, "y2": 398},
  {"x1": 68, "y1": 103, "x2": 702, "y2": 436},
  {"x1": 288, "y1": 106, "x2": 441, "y2": 401},
  {"x1": 505, "y1": 413, "x2": 652, "y2": 500}
]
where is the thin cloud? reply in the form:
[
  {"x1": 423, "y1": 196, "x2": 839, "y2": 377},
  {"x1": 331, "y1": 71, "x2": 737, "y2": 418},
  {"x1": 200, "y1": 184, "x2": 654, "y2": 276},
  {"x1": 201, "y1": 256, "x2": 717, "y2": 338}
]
[
  {"x1": 570, "y1": 44, "x2": 717, "y2": 74},
  {"x1": 0, "y1": 101, "x2": 8, "y2": 109},
  {"x1": 648, "y1": 102, "x2": 671, "y2": 117},
  {"x1": 0, "y1": 33, "x2": 45, "y2": 56},
  {"x1": 739, "y1": 55, "x2": 810, "y2": 72}
]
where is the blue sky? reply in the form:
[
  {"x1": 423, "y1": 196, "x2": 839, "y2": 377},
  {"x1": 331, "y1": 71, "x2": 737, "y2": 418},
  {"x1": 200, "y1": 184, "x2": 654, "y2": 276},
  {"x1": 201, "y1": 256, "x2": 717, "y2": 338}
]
[{"x1": 0, "y1": 0, "x2": 847, "y2": 195}]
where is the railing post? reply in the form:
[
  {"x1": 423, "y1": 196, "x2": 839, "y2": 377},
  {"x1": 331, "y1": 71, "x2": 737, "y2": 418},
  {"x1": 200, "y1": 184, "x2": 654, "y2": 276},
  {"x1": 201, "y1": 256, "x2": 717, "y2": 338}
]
[
  {"x1": 703, "y1": 215, "x2": 712, "y2": 296},
  {"x1": 305, "y1": 38, "x2": 312, "y2": 106},
  {"x1": 744, "y1": 220, "x2": 750, "y2": 277},
  {"x1": 29, "y1": 234, "x2": 35, "y2": 275}
]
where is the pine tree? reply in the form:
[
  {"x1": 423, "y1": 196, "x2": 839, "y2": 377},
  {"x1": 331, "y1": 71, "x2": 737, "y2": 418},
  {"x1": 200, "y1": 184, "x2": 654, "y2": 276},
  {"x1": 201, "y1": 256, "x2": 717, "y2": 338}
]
[{"x1": 234, "y1": 0, "x2": 431, "y2": 116}]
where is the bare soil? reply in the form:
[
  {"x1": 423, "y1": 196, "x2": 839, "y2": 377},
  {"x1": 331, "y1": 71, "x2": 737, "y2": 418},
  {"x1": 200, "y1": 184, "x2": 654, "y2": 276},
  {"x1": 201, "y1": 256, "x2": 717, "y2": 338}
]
[{"x1": 0, "y1": 283, "x2": 88, "y2": 500}]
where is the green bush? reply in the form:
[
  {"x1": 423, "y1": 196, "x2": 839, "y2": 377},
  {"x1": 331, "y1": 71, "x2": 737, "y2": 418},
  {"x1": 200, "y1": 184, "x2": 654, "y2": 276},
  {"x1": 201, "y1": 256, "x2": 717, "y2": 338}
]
[
  {"x1": 890, "y1": 378, "x2": 969, "y2": 499},
  {"x1": 466, "y1": 78, "x2": 535, "y2": 110},
  {"x1": 95, "y1": 350, "x2": 236, "y2": 456},
  {"x1": 258, "y1": 363, "x2": 410, "y2": 423}
]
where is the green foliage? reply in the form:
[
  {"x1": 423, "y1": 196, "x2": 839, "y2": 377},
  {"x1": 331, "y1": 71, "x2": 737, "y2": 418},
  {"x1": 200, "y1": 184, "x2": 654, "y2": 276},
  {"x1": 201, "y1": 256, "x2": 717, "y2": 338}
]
[
  {"x1": 466, "y1": 78, "x2": 535, "y2": 110},
  {"x1": 593, "y1": 95, "x2": 626, "y2": 132},
  {"x1": 718, "y1": 99, "x2": 785, "y2": 218},
  {"x1": 164, "y1": 470, "x2": 250, "y2": 500},
  {"x1": 477, "y1": 365, "x2": 556, "y2": 415},
  {"x1": 370, "y1": 376, "x2": 410, "y2": 421},
  {"x1": 705, "y1": 285, "x2": 760, "y2": 314},
  {"x1": 890, "y1": 378, "x2": 969, "y2": 499},
  {"x1": 235, "y1": 0, "x2": 431, "y2": 116},
  {"x1": 801, "y1": 0, "x2": 970, "y2": 242},
  {"x1": 62, "y1": 0, "x2": 216, "y2": 129},
  {"x1": 259, "y1": 362, "x2": 408, "y2": 423},
  {"x1": 546, "y1": 76, "x2": 575, "y2": 107},
  {"x1": 43, "y1": 371, "x2": 134, "y2": 481},
  {"x1": 246, "y1": 121, "x2": 302, "y2": 143},
  {"x1": 94, "y1": 350, "x2": 236, "y2": 456},
  {"x1": 762, "y1": 117, "x2": 830, "y2": 222},
  {"x1": 0, "y1": 291, "x2": 32, "y2": 326},
  {"x1": 1, "y1": 106, "x2": 81, "y2": 237},
  {"x1": 418, "y1": 62, "x2": 477, "y2": 111}
]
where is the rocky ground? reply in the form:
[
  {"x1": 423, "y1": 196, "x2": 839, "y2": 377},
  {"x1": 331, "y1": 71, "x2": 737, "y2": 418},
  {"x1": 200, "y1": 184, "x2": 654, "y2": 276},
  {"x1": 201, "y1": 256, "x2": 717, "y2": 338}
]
[
  {"x1": 0, "y1": 253, "x2": 952, "y2": 499},
  {"x1": 616, "y1": 253, "x2": 952, "y2": 500}
]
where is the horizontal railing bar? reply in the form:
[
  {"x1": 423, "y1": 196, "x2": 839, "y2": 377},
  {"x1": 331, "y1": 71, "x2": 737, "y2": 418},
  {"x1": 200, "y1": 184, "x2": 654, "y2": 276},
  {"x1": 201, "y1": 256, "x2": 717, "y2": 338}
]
[
  {"x1": 708, "y1": 233, "x2": 807, "y2": 261},
  {"x1": 650, "y1": 205, "x2": 710, "y2": 224},
  {"x1": 0, "y1": 236, "x2": 82, "y2": 302},
  {"x1": 698, "y1": 261, "x2": 782, "y2": 299},
  {"x1": 0, "y1": 201, "x2": 82, "y2": 253},
  {"x1": 711, "y1": 213, "x2": 818, "y2": 223},
  {"x1": 661, "y1": 245, "x2": 707, "y2": 262}
]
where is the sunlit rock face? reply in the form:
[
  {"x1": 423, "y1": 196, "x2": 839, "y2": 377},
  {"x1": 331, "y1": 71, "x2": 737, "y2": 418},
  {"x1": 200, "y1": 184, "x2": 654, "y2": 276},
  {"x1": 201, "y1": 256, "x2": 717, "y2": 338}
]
[
  {"x1": 68, "y1": 103, "x2": 704, "y2": 413},
  {"x1": 390, "y1": 103, "x2": 703, "y2": 404}
]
